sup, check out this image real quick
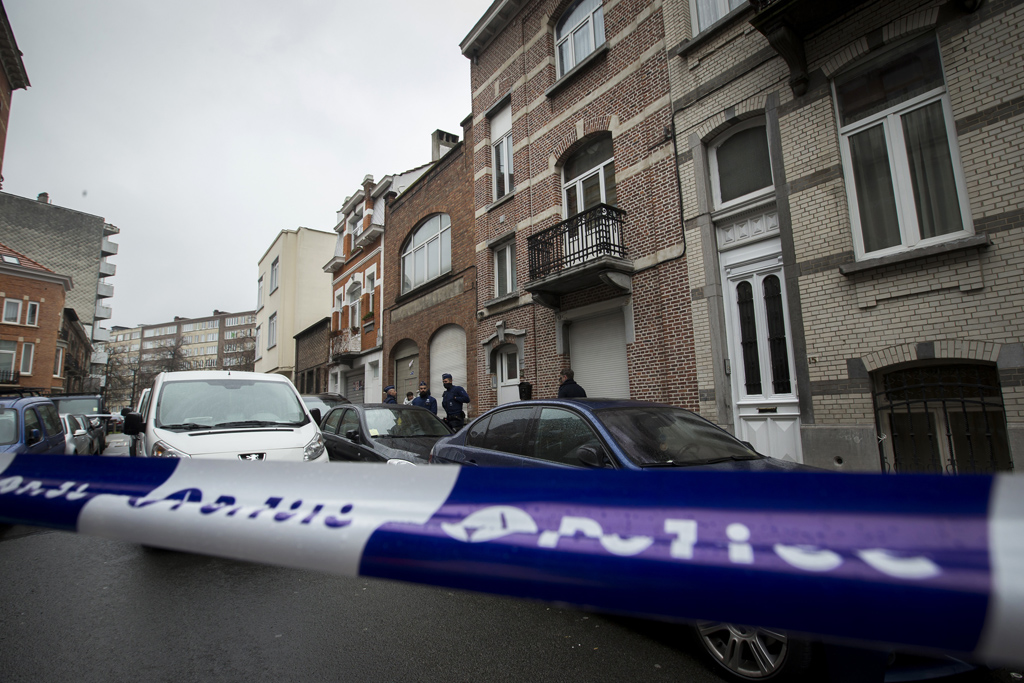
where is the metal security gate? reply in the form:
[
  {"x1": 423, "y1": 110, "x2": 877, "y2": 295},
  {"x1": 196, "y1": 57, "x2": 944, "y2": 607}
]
[{"x1": 873, "y1": 363, "x2": 1012, "y2": 474}]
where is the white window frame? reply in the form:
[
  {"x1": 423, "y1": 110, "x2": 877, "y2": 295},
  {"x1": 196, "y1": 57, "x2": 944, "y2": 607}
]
[
  {"x1": 708, "y1": 118, "x2": 775, "y2": 212},
  {"x1": 255, "y1": 326, "x2": 263, "y2": 360},
  {"x1": 20, "y1": 342, "x2": 34, "y2": 375},
  {"x1": 25, "y1": 302, "x2": 39, "y2": 326},
  {"x1": 267, "y1": 314, "x2": 277, "y2": 349},
  {"x1": 3, "y1": 299, "x2": 22, "y2": 324},
  {"x1": 836, "y1": 87, "x2": 973, "y2": 260},
  {"x1": 494, "y1": 241, "x2": 516, "y2": 298},
  {"x1": 257, "y1": 276, "x2": 264, "y2": 310},
  {"x1": 401, "y1": 214, "x2": 452, "y2": 294},
  {"x1": 0, "y1": 340, "x2": 15, "y2": 376},
  {"x1": 491, "y1": 104, "x2": 513, "y2": 201},
  {"x1": 53, "y1": 347, "x2": 64, "y2": 377},
  {"x1": 562, "y1": 151, "x2": 615, "y2": 218},
  {"x1": 347, "y1": 282, "x2": 362, "y2": 329},
  {"x1": 365, "y1": 271, "x2": 376, "y2": 313},
  {"x1": 690, "y1": 0, "x2": 744, "y2": 36},
  {"x1": 555, "y1": 0, "x2": 605, "y2": 78},
  {"x1": 269, "y1": 258, "x2": 280, "y2": 293}
]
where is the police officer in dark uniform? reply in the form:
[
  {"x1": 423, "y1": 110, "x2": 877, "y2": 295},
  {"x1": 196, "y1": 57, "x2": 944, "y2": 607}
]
[{"x1": 440, "y1": 373, "x2": 470, "y2": 430}]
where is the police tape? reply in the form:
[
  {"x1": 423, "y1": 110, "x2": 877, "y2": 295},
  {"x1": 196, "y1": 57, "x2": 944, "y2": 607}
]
[{"x1": 1, "y1": 453, "x2": 1021, "y2": 666}]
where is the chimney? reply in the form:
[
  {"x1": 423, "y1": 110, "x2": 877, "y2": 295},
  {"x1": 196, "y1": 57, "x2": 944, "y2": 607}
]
[
  {"x1": 37, "y1": 192, "x2": 50, "y2": 203},
  {"x1": 431, "y1": 130, "x2": 459, "y2": 161}
]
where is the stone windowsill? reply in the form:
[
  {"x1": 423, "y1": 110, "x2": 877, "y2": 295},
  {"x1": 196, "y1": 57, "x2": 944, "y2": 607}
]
[{"x1": 838, "y1": 234, "x2": 991, "y2": 275}]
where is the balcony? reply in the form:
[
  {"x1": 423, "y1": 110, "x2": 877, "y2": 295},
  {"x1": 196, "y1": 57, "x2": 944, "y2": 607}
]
[
  {"x1": 525, "y1": 204, "x2": 633, "y2": 299},
  {"x1": 97, "y1": 281, "x2": 114, "y2": 299},
  {"x1": 353, "y1": 224, "x2": 383, "y2": 250},
  {"x1": 91, "y1": 350, "x2": 109, "y2": 365},
  {"x1": 0, "y1": 369, "x2": 19, "y2": 385},
  {"x1": 95, "y1": 303, "x2": 112, "y2": 320},
  {"x1": 101, "y1": 236, "x2": 119, "y2": 256},
  {"x1": 330, "y1": 329, "x2": 362, "y2": 363},
  {"x1": 92, "y1": 327, "x2": 111, "y2": 342},
  {"x1": 99, "y1": 259, "x2": 116, "y2": 277}
]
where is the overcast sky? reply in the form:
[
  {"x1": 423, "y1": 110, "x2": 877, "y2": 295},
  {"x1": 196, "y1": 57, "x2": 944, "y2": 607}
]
[{"x1": 2, "y1": 0, "x2": 487, "y2": 329}]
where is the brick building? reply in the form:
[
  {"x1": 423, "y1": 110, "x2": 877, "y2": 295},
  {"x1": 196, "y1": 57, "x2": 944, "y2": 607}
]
[
  {"x1": 0, "y1": 242, "x2": 73, "y2": 391},
  {"x1": 323, "y1": 163, "x2": 432, "y2": 403},
  {"x1": 381, "y1": 125, "x2": 477, "y2": 410},
  {"x1": 57, "y1": 308, "x2": 92, "y2": 394},
  {"x1": 461, "y1": 0, "x2": 695, "y2": 411},
  {"x1": 294, "y1": 316, "x2": 330, "y2": 395},
  {"x1": 666, "y1": 0, "x2": 1023, "y2": 471},
  {"x1": 0, "y1": 0, "x2": 29, "y2": 184},
  {"x1": 0, "y1": 192, "x2": 119, "y2": 390}
]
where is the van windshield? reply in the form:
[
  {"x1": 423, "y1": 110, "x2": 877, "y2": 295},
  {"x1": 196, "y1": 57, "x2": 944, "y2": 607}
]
[{"x1": 156, "y1": 379, "x2": 308, "y2": 431}]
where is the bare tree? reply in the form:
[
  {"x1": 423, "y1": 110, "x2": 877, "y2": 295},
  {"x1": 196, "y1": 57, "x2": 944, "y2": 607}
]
[
  {"x1": 137, "y1": 336, "x2": 188, "y2": 392},
  {"x1": 102, "y1": 343, "x2": 143, "y2": 412},
  {"x1": 222, "y1": 328, "x2": 257, "y2": 371}
]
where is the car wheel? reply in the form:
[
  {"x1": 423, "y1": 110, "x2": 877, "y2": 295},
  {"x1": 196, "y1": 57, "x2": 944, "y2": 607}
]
[{"x1": 695, "y1": 622, "x2": 813, "y2": 681}]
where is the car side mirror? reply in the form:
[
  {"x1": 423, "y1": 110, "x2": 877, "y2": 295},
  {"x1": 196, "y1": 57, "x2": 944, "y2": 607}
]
[
  {"x1": 74, "y1": 429, "x2": 87, "y2": 437},
  {"x1": 310, "y1": 408, "x2": 322, "y2": 425},
  {"x1": 123, "y1": 412, "x2": 144, "y2": 436},
  {"x1": 345, "y1": 429, "x2": 360, "y2": 442},
  {"x1": 27, "y1": 428, "x2": 42, "y2": 446},
  {"x1": 577, "y1": 444, "x2": 609, "y2": 468}
]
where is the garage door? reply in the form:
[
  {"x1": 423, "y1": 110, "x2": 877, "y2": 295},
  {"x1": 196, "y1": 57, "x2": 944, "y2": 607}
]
[
  {"x1": 346, "y1": 371, "x2": 365, "y2": 404},
  {"x1": 568, "y1": 310, "x2": 630, "y2": 399},
  {"x1": 430, "y1": 324, "x2": 467, "y2": 395}
]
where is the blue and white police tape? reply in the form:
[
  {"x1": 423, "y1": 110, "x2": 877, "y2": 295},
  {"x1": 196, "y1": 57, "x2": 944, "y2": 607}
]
[{"x1": 1, "y1": 453, "x2": 1021, "y2": 666}]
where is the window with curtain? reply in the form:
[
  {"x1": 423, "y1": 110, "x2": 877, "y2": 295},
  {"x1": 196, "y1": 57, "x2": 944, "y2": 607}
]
[
  {"x1": 692, "y1": 0, "x2": 744, "y2": 35},
  {"x1": 401, "y1": 214, "x2": 452, "y2": 294},
  {"x1": 835, "y1": 35, "x2": 971, "y2": 259},
  {"x1": 491, "y1": 104, "x2": 513, "y2": 200},
  {"x1": 555, "y1": 0, "x2": 605, "y2": 77}
]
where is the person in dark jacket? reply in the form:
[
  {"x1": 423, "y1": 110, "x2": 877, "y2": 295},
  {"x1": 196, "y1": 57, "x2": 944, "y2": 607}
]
[
  {"x1": 440, "y1": 373, "x2": 471, "y2": 430},
  {"x1": 383, "y1": 385, "x2": 398, "y2": 404},
  {"x1": 411, "y1": 381, "x2": 437, "y2": 415},
  {"x1": 557, "y1": 368, "x2": 587, "y2": 398}
]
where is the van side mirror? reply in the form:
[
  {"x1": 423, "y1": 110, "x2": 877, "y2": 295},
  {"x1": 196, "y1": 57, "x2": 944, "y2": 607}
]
[
  {"x1": 123, "y1": 412, "x2": 144, "y2": 436},
  {"x1": 121, "y1": 407, "x2": 131, "y2": 417},
  {"x1": 310, "y1": 408, "x2": 322, "y2": 425},
  {"x1": 27, "y1": 428, "x2": 42, "y2": 446}
]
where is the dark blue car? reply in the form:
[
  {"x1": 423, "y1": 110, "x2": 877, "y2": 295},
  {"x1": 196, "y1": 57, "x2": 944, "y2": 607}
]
[
  {"x1": 429, "y1": 398, "x2": 806, "y2": 473},
  {"x1": 429, "y1": 399, "x2": 976, "y2": 682},
  {"x1": 0, "y1": 392, "x2": 67, "y2": 455}
]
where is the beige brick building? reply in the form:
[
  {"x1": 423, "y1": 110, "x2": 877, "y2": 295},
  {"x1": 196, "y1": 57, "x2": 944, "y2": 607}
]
[{"x1": 666, "y1": 0, "x2": 1023, "y2": 472}]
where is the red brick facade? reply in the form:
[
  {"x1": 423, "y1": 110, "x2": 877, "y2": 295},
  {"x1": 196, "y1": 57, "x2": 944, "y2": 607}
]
[
  {"x1": 382, "y1": 117, "x2": 479, "y2": 413},
  {"x1": 464, "y1": 0, "x2": 697, "y2": 412}
]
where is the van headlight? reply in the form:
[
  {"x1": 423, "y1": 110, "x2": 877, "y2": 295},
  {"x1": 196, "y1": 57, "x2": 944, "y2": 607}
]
[
  {"x1": 304, "y1": 432, "x2": 325, "y2": 461},
  {"x1": 152, "y1": 441, "x2": 191, "y2": 459},
  {"x1": 387, "y1": 458, "x2": 415, "y2": 466}
]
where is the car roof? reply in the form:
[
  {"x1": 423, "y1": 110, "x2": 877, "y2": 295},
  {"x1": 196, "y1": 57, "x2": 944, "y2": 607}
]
[
  {"x1": 480, "y1": 398, "x2": 676, "y2": 412},
  {"x1": 159, "y1": 370, "x2": 291, "y2": 383}
]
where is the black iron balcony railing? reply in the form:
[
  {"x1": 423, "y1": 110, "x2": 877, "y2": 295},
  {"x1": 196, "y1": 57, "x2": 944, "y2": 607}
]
[
  {"x1": 0, "y1": 369, "x2": 20, "y2": 384},
  {"x1": 528, "y1": 204, "x2": 627, "y2": 280}
]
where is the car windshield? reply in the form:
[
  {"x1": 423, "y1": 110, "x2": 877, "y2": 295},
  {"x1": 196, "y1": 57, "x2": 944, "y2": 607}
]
[
  {"x1": 0, "y1": 408, "x2": 18, "y2": 445},
  {"x1": 155, "y1": 379, "x2": 309, "y2": 430},
  {"x1": 594, "y1": 406, "x2": 759, "y2": 466},
  {"x1": 363, "y1": 408, "x2": 449, "y2": 438},
  {"x1": 54, "y1": 398, "x2": 101, "y2": 414}
]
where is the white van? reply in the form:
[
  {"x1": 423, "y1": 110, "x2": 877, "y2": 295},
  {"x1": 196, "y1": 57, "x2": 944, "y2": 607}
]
[{"x1": 123, "y1": 371, "x2": 326, "y2": 462}]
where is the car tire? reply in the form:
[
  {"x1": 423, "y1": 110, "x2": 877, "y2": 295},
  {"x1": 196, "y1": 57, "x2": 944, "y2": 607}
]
[{"x1": 694, "y1": 622, "x2": 815, "y2": 681}]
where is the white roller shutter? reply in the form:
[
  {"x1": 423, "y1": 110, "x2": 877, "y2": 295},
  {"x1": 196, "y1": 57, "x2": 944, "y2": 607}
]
[
  {"x1": 346, "y1": 372, "x2": 364, "y2": 404},
  {"x1": 568, "y1": 310, "x2": 630, "y2": 399},
  {"x1": 430, "y1": 324, "x2": 467, "y2": 395}
]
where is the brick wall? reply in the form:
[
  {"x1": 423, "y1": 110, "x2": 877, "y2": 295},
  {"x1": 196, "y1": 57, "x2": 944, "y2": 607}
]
[
  {"x1": 669, "y1": 0, "x2": 1024, "y2": 471},
  {"x1": 467, "y1": 0, "x2": 697, "y2": 411},
  {"x1": 382, "y1": 121, "x2": 479, "y2": 412},
  {"x1": 0, "y1": 272, "x2": 66, "y2": 391}
]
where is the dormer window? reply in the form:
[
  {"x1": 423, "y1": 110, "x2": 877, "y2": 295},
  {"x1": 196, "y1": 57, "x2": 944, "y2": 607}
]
[{"x1": 556, "y1": 0, "x2": 605, "y2": 77}]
